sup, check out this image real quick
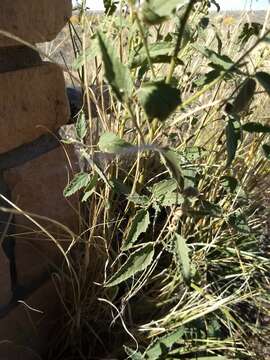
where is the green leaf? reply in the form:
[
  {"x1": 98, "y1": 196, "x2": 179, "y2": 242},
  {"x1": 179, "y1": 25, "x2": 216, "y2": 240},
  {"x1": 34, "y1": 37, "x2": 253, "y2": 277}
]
[
  {"x1": 97, "y1": 31, "x2": 133, "y2": 102},
  {"x1": 194, "y1": 70, "x2": 221, "y2": 87},
  {"x1": 262, "y1": 143, "x2": 270, "y2": 159},
  {"x1": 151, "y1": 179, "x2": 184, "y2": 206},
  {"x1": 81, "y1": 174, "x2": 98, "y2": 202},
  {"x1": 182, "y1": 166, "x2": 198, "y2": 189},
  {"x1": 76, "y1": 112, "x2": 87, "y2": 140},
  {"x1": 195, "y1": 46, "x2": 234, "y2": 71},
  {"x1": 110, "y1": 178, "x2": 131, "y2": 196},
  {"x1": 220, "y1": 176, "x2": 238, "y2": 193},
  {"x1": 104, "y1": 0, "x2": 118, "y2": 15},
  {"x1": 226, "y1": 116, "x2": 241, "y2": 166},
  {"x1": 98, "y1": 132, "x2": 133, "y2": 154},
  {"x1": 139, "y1": 81, "x2": 181, "y2": 121},
  {"x1": 105, "y1": 243, "x2": 154, "y2": 287},
  {"x1": 122, "y1": 209, "x2": 150, "y2": 250},
  {"x1": 232, "y1": 78, "x2": 256, "y2": 114},
  {"x1": 256, "y1": 71, "x2": 270, "y2": 96},
  {"x1": 161, "y1": 192, "x2": 184, "y2": 207},
  {"x1": 175, "y1": 234, "x2": 191, "y2": 285},
  {"x1": 142, "y1": 0, "x2": 185, "y2": 25},
  {"x1": 130, "y1": 42, "x2": 175, "y2": 68},
  {"x1": 144, "y1": 328, "x2": 184, "y2": 359},
  {"x1": 229, "y1": 210, "x2": 250, "y2": 234},
  {"x1": 63, "y1": 172, "x2": 90, "y2": 197},
  {"x1": 72, "y1": 38, "x2": 99, "y2": 70},
  {"x1": 208, "y1": 53, "x2": 234, "y2": 71},
  {"x1": 162, "y1": 149, "x2": 184, "y2": 186},
  {"x1": 128, "y1": 193, "x2": 151, "y2": 207},
  {"x1": 124, "y1": 346, "x2": 144, "y2": 360},
  {"x1": 238, "y1": 22, "x2": 263, "y2": 46},
  {"x1": 182, "y1": 147, "x2": 207, "y2": 161},
  {"x1": 242, "y1": 122, "x2": 270, "y2": 133},
  {"x1": 151, "y1": 179, "x2": 178, "y2": 200}
]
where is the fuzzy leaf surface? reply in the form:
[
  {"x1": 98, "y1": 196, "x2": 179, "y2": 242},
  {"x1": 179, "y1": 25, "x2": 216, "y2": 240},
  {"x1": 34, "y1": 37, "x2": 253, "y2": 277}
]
[
  {"x1": 81, "y1": 174, "x2": 99, "y2": 202},
  {"x1": 182, "y1": 147, "x2": 207, "y2": 162},
  {"x1": 142, "y1": 0, "x2": 185, "y2": 25},
  {"x1": 98, "y1": 132, "x2": 133, "y2": 154},
  {"x1": 162, "y1": 149, "x2": 184, "y2": 186},
  {"x1": 175, "y1": 234, "x2": 191, "y2": 284},
  {"x1": 242, "y1": 122, "x2": 270, "y2": 133},
  {"x1": 73, "y1": 38, "x2": 99, "y2": 70},
  {"x1": 128, "y1": 193, "x2": 150, "y2": 207},
  {"x1": 226, "y1": 117, "x2": 241, "y2": 166},
  {"x1": 122, "y1": 209, "x2": 150, "y2": 250},
  {"x1": 144, "y1": 328, "x2": 184, "y2": 359},
  {"x1": 139, "y1": 81, "x2": 181, "y2": 121},
  {"x1": 97, "y1": 31, "x2": 133, "y2": 101},
  {"x1": 76, "y1": 112, "x2": 87, "y2": 140},
  {"x1": 124, "y1": 346, "x2": 144, "y2": 360},
  {"x1": 220, "y1": 176, "x2": 238, "y2": 193},
  {"x1": 256, "y1": 71, "x2": 270, "y2": 96},
  {"x1": 229, "y1": 211, "x2": 250, "y2": 234},
  {"x1": 130, "y1": 42, "x2": 175, "y2": 68},
  {"x1": 151, "y1": 179, "x2": 178, "y2": 201},
  {"x1": 64, "y1": 172, "x2": 90, "y2": 197},
  {"x1": 105, "y1": 243, "x2": 154, "y2": 287}
]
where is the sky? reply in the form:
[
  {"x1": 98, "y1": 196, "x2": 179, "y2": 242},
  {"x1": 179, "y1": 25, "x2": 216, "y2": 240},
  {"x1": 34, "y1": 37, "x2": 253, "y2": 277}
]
[{"x1": 72, "y1": 0, "x2": 270, "y2": 11}]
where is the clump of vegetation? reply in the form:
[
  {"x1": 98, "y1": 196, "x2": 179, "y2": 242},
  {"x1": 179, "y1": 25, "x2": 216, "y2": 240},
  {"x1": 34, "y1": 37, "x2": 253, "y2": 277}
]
[{"x1": 52, "y1": 1, "x2": 270, "y2": 359}]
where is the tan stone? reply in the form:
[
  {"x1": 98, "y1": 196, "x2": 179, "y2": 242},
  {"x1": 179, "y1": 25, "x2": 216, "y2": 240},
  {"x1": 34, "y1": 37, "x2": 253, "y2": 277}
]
[
  {"x1": 0, "y1": 63, "x2": 70, "y2": 154},
  {"x1": 3, "y1": 145, "x2": 80, "y2": 286},
  {"x1": 0, "y1": 0, "x2": 72, "y2": 47},
  {"x1": 0, "y1": 279, "x2": 61, "y2": 358},
  {"x1": 0, "y1": 248, "x2": 12, "y2": 304}
]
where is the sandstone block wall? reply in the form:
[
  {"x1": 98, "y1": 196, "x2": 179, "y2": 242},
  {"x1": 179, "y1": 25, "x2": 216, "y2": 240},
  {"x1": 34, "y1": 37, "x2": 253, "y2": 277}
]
[
  {"x1": 0, "y1": 1, "x2": 77, "y2": 358},
  {"x1": 0, "y1": 0, "x2": 72, "y2": 46},
  {"x1": 0, "y1": 63, "x2": 70, "y2": 153}
]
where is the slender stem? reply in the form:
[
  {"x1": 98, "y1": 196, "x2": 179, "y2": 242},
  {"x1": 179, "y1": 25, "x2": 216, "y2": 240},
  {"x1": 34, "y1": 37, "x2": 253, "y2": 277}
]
[
  {"x1": 126, "y1": 102, "x2": 145, "y2": 145},
  {"x1": 166, "y1": 0, "x2": 197, "y2": 84},
  {"x1": 133, "y1": 11, "x2": 156, "y2": 79}
]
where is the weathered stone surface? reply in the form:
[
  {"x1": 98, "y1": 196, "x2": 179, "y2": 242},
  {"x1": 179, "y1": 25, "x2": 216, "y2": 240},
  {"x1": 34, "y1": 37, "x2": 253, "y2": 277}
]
[
  {"x1": 0, "y1": 248, "x2": 11, "y2": 304},
  {"x1": 0, "y1": 0, "x2": 72, "y2": 47},
  {"x1": 3, "y1": 145, "x2": 80, "y2": 286},
  {"x1": 0, "y1": 62, "x2": 70, "y2": 154},
  {"x1": 0, "y1": 279, "x2": 61, "y2": 358}
]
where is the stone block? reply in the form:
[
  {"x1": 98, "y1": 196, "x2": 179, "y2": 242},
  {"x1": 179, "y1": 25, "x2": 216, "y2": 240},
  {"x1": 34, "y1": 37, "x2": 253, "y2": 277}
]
[
  {"x1": 0, "y1": 279, "x2": 61, "y2": 358},
  {"x1": 3, "y1": 145, "x2": 80, "y2": 286},
  {"x1": 0, "y1": 0, "x2": 72, "y2": 47},
  {"x1": 0, "y1": 62, "x2": 70, "y2": 154}
]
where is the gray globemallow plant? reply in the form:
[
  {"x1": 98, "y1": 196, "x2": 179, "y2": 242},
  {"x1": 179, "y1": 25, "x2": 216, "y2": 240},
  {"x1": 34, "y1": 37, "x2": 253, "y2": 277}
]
[{"x1": 57, "y1": 0, "x2": 270, "y2": 358}]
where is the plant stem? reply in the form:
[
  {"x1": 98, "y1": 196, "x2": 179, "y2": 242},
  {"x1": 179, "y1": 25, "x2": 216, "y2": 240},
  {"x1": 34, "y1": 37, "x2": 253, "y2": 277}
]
[
  {"x1": 133, "y1": 11, "x2": 156, "y2": 79},
  {"x1": 126, "y1": 102, "x2": 145, "y2": 145},
  {"x1": 166, "y1": 0, "x2": 197, "y2": 84}
]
